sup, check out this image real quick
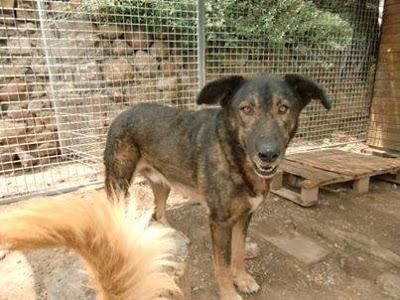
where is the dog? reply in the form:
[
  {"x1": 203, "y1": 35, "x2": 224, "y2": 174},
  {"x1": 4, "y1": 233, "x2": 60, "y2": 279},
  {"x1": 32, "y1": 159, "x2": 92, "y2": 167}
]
[
  {"x1": 104, "y1": 74, "x2": 331, "y2": 300},
  {"x1": 0, "y1": 192, "x2": 180, "y2": 300}
]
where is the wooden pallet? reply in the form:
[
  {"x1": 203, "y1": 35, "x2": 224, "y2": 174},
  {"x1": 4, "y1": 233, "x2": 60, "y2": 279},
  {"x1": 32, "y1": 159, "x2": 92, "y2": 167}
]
[{"x1": 271, "y1": 149, "x2": 400, "y2": 207}]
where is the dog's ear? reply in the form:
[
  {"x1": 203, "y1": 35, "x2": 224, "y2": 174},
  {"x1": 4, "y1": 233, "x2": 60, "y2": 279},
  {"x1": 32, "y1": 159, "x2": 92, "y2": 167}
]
[
  {"x1": 284, "y1": 74, "x2": 331, "y2": 110},
  {"x1": 196, "y1": 76, "x2": 246, "y2": 107}
]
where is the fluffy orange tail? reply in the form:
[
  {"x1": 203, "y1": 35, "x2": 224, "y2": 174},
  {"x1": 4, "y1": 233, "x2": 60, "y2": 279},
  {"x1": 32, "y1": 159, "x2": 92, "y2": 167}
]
[{"x1": 0, "y1": 192, "x2": 180, "y2": 300}]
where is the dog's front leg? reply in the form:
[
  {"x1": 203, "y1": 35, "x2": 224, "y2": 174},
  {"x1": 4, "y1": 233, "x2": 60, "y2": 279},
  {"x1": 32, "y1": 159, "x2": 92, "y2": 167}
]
[
  {"x1": 231, "y1": 213, "x2": 260, "y2": 294},
  {"x1": 209, "y1": 219, "x2": 243, "y2": 300}
]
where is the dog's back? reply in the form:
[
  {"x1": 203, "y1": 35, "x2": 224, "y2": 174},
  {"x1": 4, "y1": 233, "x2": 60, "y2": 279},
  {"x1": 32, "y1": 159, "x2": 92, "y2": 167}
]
[
  {"x1": 104, "y1": 103, "x2": 219, "y2": 200},
  {"x1": 0, "y1": 192, "x2": 180, "y2": 300}
]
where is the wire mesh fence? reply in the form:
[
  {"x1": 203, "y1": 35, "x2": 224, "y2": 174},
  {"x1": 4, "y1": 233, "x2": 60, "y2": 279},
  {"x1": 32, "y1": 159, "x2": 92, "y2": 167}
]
[{"x1": 0, "y1": 0, "x2": 382, "y2": 201}]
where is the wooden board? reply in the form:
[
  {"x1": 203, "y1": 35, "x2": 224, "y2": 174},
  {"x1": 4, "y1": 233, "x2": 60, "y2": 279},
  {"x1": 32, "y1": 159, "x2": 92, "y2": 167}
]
[
  {"x1": 285, "y1": 150, "x2": 400, "y2": 178},
  {"x1": 273, "y1": 150, "x2": 400, "y2": 207},
  {"x1": 279, "y1": 160, "x2": 350, "y2": 188},
  {"x1": 367, "y1": 0, "x2": 400, "y2": 152}
]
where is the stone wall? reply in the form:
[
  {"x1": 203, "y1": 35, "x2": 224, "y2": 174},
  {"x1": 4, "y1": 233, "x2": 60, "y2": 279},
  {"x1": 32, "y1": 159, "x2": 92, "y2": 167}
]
[{"x1": 0, "y1": 0, "x2": 198, "y2": 173}]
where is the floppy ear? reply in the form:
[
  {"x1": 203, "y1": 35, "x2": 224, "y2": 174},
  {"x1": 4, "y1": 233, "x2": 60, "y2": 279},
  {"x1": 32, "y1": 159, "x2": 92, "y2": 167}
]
[
  {"x1": 196, "y1": 75, "x2": 246, "y2": 107},
  {"x1": 284, "y1": 74, "x2": 331, "y2": 110}
]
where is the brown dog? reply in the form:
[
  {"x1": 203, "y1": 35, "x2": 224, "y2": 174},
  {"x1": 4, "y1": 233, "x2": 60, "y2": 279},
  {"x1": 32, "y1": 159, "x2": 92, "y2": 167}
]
[
  {"x1": 0, "y1": 192, "x2": 180, "y2": 300},
  {"x1": 104, "y1": 74, "x2": 331, "y2": 299}
]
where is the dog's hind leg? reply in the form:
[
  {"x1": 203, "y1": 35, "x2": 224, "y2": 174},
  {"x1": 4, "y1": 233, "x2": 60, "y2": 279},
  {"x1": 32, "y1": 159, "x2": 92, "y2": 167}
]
[
  {"x1": 143, "y1": 170, "x2": 171, "y2": 226},
  {"x1": 104, "y1": 139, "x2": 140, "y2": 202}
]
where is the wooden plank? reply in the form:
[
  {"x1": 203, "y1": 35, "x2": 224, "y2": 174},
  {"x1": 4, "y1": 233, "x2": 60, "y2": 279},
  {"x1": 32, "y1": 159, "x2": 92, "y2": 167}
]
[
  {"x1": 271, "y1": 187, "x2": 316, "y2": 207},
  {"x1": 286, "y1": 150, "x2": 400, "y2": 178},
  {"x1": 352, "y1": 177, "x2": 370, "y2": 193},
  {"x1": 380, "y1": 33, "x2": 400, "y2": 44},
  {"x1": 375, "y1": 71, "x2": 400, "y2": 81},
  {"x1": 367, "y1": 139, "x2": 400, "y2": 152},
  {"x1": 374, "y1": 87, "x2": 400, "y2": 97},
  {"x1": 271, "y1": 171, "x2": 283, "y2": 190},
  {"x1": 368, "y1": 131, "x2": 400, "y2": 143},
  {"x1": 279, "y1": 159, "x2": 346, "y2": 188},
  {"x1": 301, "y1": 187, "x2": 319, "y2": 206}
]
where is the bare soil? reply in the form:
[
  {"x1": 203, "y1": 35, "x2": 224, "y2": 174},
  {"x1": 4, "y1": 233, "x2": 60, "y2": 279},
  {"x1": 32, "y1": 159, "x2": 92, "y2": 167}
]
[{"x1": 1, "y1": 178, "x2": 400, "y2": 300}]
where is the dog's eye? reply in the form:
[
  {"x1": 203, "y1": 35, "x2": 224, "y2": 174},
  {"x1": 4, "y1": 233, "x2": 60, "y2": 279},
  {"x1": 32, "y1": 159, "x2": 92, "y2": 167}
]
[
  {"x1": 240, "y1": 105, "x2": 254, "y2": 115},
  {"x1": 278, "y1": 104, "x2": 289, "y2": 114}
]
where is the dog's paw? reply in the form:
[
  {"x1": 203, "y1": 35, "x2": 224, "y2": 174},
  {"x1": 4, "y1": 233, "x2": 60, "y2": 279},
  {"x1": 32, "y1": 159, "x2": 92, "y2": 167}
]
[{"x1": 233, "y1": 271, "x2": 260, "y2": 294}]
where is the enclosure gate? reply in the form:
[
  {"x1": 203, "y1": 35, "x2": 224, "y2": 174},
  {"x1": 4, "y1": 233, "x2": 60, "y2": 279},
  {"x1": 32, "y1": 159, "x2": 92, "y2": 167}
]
[{"x1": 0, "y1": 0, "x2": 382, "y2": 201}]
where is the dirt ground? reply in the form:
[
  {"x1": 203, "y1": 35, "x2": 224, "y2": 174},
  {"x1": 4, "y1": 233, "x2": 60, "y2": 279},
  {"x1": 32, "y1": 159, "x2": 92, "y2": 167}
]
[{"x1": 0, "y1": 178, "x2": 400, "y2": 300}]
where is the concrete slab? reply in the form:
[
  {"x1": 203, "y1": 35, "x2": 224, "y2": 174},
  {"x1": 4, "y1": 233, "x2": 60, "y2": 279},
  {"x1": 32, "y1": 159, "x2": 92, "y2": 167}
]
[
  {"x1": 258, "y1": 231, "x2": 330, "y2": 265},
  {"x1": 377, "y1": 273, "x2": 400, "y2": 299}
]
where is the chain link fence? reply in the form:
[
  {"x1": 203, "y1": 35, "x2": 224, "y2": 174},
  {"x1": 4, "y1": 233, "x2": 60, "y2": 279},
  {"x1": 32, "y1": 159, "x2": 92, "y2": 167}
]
[{"x1": 0, "y1": 0, "x2": 382, "y2": 201}]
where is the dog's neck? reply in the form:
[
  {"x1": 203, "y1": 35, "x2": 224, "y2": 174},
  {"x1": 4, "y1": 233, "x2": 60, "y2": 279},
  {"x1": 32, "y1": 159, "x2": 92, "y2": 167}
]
[{"x1": 215, "y1": 110, "x2": 270, "y2": 197}]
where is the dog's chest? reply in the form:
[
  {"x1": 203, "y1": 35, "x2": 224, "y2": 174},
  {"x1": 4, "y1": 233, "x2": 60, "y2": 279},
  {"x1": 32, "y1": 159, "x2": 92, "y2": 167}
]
[{"x1": 248, "y1": 195, "x2": 265, "y2": 212}]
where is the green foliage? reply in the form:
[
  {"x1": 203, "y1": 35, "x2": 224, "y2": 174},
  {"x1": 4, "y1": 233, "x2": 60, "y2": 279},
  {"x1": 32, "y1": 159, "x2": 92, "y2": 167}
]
[
  {"x1": 80, "y1": 0, "x2": 353, "y2": 66},
  {"x1": 207, "y1": 0, "x2": 352, "y2": 56},
  {"x1": 80, "y1": 0, "x2": 197, "y2": 34}
]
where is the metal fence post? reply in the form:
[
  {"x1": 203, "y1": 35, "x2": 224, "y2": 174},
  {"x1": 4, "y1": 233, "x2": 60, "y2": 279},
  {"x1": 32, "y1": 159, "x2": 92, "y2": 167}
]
[
  {"x1": 36, "y1": 0, "x2": 64, "y2": 155},
  {"x1": 197, "y1": 0, "x2": 206, "y2": 91}
]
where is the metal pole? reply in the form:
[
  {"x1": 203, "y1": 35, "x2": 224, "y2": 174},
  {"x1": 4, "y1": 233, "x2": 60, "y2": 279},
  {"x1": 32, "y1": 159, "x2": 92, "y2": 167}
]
[
  {"x1": 197, "y1": 0, "x2": 206, "y2": 91},
  {"x1": 36, "y1": 0, "x2": 65, "y2": 155}
]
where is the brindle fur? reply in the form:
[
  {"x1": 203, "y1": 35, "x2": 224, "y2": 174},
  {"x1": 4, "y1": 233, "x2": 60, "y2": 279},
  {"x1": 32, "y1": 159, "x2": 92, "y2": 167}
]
[{"x1": 104, "y1": 74, "x2": 330, "y2": 300}]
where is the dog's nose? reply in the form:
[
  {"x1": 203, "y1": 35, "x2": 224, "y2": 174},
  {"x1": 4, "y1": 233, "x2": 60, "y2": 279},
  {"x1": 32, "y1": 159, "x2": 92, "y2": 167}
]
[{"x1": 258, "y1": 147, "x2": 279, "y2": 163}]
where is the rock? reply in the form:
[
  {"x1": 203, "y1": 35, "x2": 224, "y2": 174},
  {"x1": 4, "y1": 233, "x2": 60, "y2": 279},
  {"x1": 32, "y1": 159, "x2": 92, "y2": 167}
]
[
  {"x1": 150, "y1": 41, "x2": 169, "y2": 58},
  {"x1": 2, "y1": 58, "x2": 30, "y2": 78},
  {"x1": 74, "y1": 61, "x2": 102, "y2": 84},
  {"x1": 30, "y1": 58, "x2": 48, "y2": 76},
  {"x1": 112, "y1": 39, "x2": 134, "y2": 55},
  {"x1": 47, "y1": 21, "x2": 99, "y2": 59},
  {"x1": 16, "y1": 2, "x2": 39, "y2": 21},
  {"x1": 377, "y1": 273, "x2": 400, "y2": 299},
  {"x1": 33, "y1": 142, "x2": 58, "y2": 158},
  {"x1": 6, "y1": 102, "x2": 30, "y2": 119},
  {"x1": 26, "y1": 128, "x2": 57, "y2": 143},
  {"x1": 0, "y1": 120, "x2": 26, "y2": 145},
  {"x1": 110, "y1": 87, "x2": 125, "y2": 103},
  {"x1": 125, "y1": 82, "x2": 157, "y2": 103},
  {"x1": 157, "y1": 76, "x2": 178, "y2": 91},
  {"x1": 124, "y1": 26, "x2": 149, "y2": 50},
  {"x1": 104, "y1": 57, "x2": 134, "y2": 84},
  {"x1": 15, "y1": 147, "x2": 35, "y2": 168},
  {"x1": 95, "y1": 39, "x2": 113, "y2": 57},
  {"x1": 7, "y1": 37, "x2": 32, "y2": 56},
  {"x1": 17, "y1": 22, "x2": 36, "y2": 35},
  {"x1": 30, "y1": 84, "x2": 47, "y2": 98},
  {"x1": 49, "y1": 1, "x2": 70, "y2": 14},
  {"x1": 160, "y1": 60, "x2": 183, "y2": 76},
  {"x1": 1, "y1": 0, "x2": 15, "y2": 10},
  {"x1": 0, "y1": 143, "x2": 16, "y2": 171},
  {"x1": 245, "y1": 238, "x2": 260, "y2": 259},
  {"x1": 35, "y1": 111, "x2": 56, "y2": 128},
  {"x1": 98, "y1": 23, "x2": 124, "y2": 39},
  {"x1": 158, "y1": 89, "x2": 178, "y2": 104},
  {"x1": 245, "y1": 61, "x2": 267, "y2": 74},
  {"x1": 28, "y1": 99, "x2": 51, "y2": 115},
  {"x1": 133, "y1": 50, "x2": 158, "y2": 76},
  {"x1": 0, "y1": 78, "x2": 28, "y2": 102},
  {"x1": 261, "y1": 231, "x2": 330, "y2": 265}
]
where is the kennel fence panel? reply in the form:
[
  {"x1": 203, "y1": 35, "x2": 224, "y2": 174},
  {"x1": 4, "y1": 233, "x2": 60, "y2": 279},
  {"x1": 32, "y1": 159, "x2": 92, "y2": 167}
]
[
  {"x1": 205, "y1": 0, "x2": 382, "y2": 151},
  {"x1": 0, "y1": 0, "x2": 199, "y2": 201},
  {"x1": 0, "y1": 0, "x2": 382, "y2": 201}
]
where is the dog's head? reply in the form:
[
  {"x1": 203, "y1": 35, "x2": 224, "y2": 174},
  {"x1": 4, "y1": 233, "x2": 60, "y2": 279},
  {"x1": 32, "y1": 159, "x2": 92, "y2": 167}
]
[{"x1": 197, "y1": 74, "x2": 331, "y2": 179}]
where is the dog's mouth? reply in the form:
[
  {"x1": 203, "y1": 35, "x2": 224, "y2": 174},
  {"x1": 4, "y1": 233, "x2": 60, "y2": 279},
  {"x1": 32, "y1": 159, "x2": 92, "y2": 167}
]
[{"x1": 253, "y1": 164, "x2": 278, "y2": 179}]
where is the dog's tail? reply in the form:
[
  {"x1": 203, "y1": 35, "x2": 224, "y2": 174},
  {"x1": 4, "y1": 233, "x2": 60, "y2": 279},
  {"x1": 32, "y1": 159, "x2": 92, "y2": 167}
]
[{"x1": 0, "y1": 192, "x2": 180, "y2": 300}]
